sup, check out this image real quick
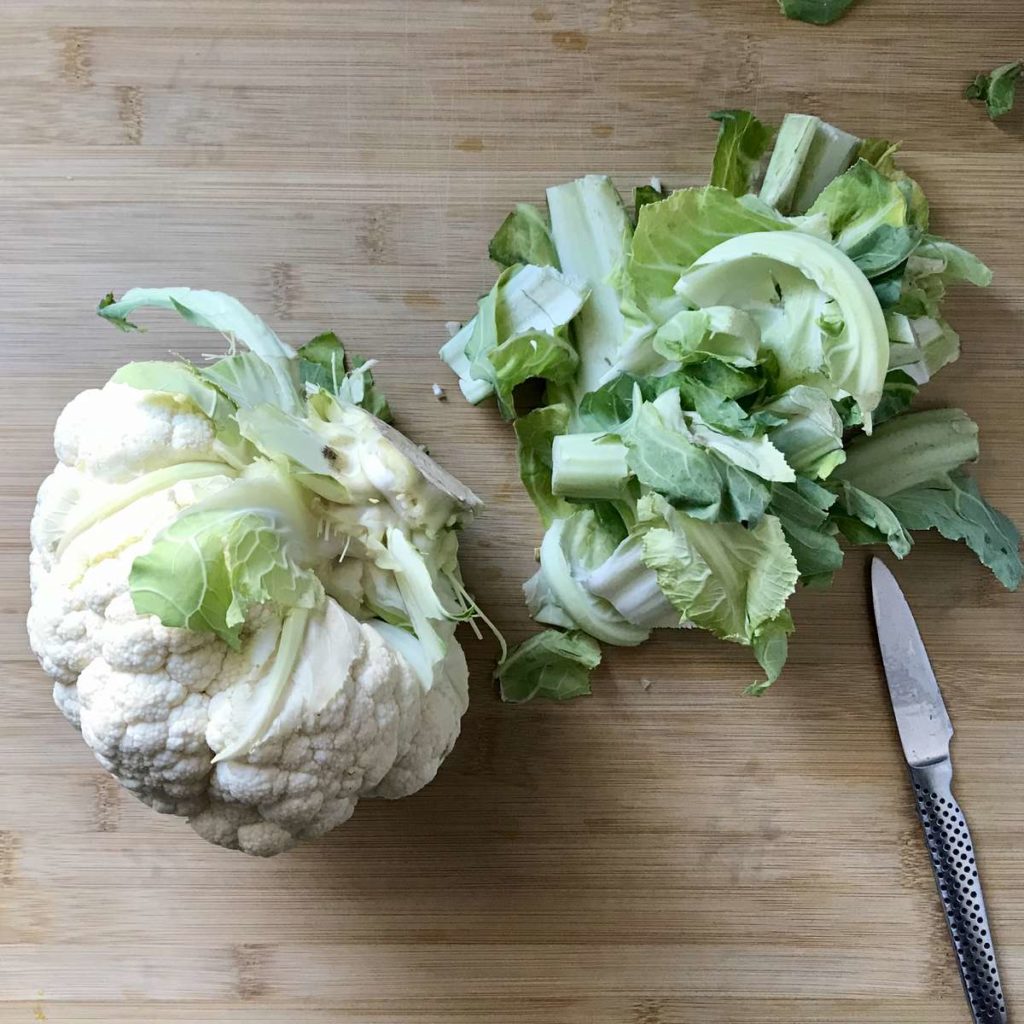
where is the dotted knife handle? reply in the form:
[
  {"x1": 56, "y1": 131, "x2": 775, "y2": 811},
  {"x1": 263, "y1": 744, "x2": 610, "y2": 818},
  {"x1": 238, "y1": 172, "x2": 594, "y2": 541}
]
[{"x1": 910, "y1": 759, "x2": 1006, "y2": 1024}]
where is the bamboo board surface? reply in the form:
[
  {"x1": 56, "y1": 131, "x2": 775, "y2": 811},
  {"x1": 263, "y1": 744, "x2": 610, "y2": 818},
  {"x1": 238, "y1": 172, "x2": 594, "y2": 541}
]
[{"x1": 2, "y1": 2, "x2": 1023, "y2": 1021}]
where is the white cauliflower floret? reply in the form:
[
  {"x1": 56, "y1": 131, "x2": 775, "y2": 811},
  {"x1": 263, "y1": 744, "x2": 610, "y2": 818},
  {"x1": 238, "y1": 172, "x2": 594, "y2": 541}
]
[
  {"x1": 371, "y1": 637, "x2": 469, "y2": 799},
  {"x1": 54, "y1": 382, "x2": 217, "y2": 482},
  {"x1": 28, "y1": 487, "x2": 188, "y2": 685},
  {"x1": 30, "y1": 464, "x2": 84, "y2": 572},
  {"x1": 195, "y1": 603, "x2": 466, "y2": 855},
  {"x1": 28, "y1": 378, "x2": 473, "y2": 856}
]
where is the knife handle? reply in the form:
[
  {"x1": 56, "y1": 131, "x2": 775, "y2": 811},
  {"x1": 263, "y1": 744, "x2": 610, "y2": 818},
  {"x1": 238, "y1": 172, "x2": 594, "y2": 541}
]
[{"x1": 910, "y1": 759, "x2": 1006, "y2": 1024}]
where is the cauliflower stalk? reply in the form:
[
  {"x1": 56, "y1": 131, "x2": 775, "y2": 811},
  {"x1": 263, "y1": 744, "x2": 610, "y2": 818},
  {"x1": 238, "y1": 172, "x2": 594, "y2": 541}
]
[{"x1": 28, "y1": 288, "x2": 489, "y2": 856}]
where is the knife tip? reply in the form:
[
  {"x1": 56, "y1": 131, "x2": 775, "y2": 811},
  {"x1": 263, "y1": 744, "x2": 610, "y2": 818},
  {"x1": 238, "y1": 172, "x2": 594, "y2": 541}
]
[{"x1": 870, "y1": 556, "x2": 894, "y2": 592}]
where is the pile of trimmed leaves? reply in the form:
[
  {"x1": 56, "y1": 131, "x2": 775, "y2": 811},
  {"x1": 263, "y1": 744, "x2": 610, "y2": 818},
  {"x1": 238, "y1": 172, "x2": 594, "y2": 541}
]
[{"x1": 440, "y1": 111, "x2": 1022, "y2": 701}]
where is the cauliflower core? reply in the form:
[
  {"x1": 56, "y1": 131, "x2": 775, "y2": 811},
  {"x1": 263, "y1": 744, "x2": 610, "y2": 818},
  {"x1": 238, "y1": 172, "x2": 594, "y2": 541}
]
[{"x1": 28, "y1": 383, "x2": 470, "y2": 856}]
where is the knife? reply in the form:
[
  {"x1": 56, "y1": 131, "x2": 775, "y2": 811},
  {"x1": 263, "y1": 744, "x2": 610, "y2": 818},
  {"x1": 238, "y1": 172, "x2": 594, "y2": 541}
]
[{"x1": 871, "y1": 558, "x2": 1006, "y2": 1024}]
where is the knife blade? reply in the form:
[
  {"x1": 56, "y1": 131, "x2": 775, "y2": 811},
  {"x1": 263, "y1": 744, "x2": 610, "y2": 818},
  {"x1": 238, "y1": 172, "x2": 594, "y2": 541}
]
[
  {"x1": 870, "y1": 558, "x2": 1006, "y2": 1024},
  {"x1": 871, "y1": 558, "x2": 953, "y2": 767}
]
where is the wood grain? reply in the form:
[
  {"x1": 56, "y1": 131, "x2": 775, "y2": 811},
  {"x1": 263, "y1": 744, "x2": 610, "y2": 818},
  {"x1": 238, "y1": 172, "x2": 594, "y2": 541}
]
[{"x1": 2, "y1": 1, "x2": 1023, "y2": 1021}]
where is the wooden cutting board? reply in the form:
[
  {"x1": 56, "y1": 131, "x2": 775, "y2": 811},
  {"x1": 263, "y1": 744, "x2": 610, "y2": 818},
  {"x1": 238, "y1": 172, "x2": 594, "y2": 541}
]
[{"x1": 2, "y1": 2, "x2": 1022, "y2": 1021}]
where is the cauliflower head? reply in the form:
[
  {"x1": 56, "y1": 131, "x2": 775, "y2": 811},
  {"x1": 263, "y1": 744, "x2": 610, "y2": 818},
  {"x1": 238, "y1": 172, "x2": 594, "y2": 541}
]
[{"x1": 28, "y1": 289, "x2": 483, "y2": 856}]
